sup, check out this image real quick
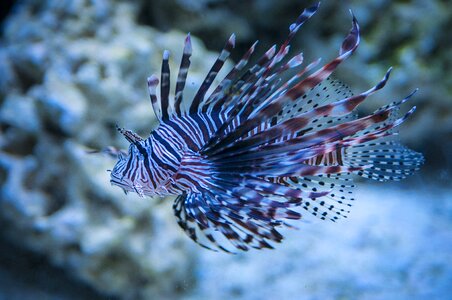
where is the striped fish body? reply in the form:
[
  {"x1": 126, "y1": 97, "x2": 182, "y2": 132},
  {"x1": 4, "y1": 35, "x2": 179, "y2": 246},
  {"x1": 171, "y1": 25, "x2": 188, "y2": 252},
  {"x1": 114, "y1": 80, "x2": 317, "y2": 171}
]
[
  {"x1": 111, "y1": 113, "x2": 224, "y2": 196},
  {"x1": 109, "y1": 3, "x2": 424, "y2": 252}
]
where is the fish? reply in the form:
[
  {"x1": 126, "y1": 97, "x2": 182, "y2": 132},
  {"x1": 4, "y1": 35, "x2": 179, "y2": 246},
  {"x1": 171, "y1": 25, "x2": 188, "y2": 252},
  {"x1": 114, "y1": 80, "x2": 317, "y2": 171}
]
[{"x1": 108, "y1": 3, "x2": 424, "y2": 252}]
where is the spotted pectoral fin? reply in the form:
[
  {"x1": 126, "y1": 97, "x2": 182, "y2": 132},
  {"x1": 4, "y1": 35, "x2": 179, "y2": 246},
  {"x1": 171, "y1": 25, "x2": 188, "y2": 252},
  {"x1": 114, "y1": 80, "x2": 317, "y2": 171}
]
[
  {"x1": 173, "y1": 188, "x2": 300, "y2": 253},
  {"x1": 173, "y1": 192, "x2": 259, "y2": 253}
]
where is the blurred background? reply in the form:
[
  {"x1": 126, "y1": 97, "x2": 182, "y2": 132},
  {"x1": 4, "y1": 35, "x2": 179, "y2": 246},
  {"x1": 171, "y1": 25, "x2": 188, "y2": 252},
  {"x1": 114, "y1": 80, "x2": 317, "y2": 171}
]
[{"x1": 0, "y1": 0, "x2": 451, "y2": 299}]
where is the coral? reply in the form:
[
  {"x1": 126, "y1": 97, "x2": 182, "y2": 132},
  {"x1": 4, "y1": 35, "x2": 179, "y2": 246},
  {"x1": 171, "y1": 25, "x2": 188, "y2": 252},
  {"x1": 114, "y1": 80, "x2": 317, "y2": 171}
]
[{"x1": 0, "y1": 0, "x2": 229, "y2": 298}]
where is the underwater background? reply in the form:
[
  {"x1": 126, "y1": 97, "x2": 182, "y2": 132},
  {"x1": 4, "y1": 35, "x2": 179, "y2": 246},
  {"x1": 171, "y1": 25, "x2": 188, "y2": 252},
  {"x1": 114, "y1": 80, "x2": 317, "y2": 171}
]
[{"x1": 0, "y1": 0, "x2": 451, "y2": 299}]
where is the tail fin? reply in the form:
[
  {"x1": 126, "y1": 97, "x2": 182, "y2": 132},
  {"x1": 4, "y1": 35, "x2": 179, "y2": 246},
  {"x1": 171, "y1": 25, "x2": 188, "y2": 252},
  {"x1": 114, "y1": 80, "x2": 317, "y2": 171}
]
[{"x1": 344, "y1": 139, "x2": 424, "y2": 181}]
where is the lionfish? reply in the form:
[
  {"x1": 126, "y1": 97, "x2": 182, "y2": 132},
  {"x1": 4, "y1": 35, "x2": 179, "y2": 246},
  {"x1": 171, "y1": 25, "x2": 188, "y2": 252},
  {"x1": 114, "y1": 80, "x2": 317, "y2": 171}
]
[{"x1": 108, "y1": 3, "x2": 423, "y2": 252}]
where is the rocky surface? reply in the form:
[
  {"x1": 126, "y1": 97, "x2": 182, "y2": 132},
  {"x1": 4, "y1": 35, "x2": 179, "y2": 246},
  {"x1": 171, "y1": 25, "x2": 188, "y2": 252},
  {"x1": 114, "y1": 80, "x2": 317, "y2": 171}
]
[
  {"x1": 0, "y1": 232, "x2": 112, "y2": 300},
  {"x1": 0, "y1": 0, "x2": 450, "y2": 299},
  {"x1": 0, "y1": 0, "x2": 227, "y2": 298}
]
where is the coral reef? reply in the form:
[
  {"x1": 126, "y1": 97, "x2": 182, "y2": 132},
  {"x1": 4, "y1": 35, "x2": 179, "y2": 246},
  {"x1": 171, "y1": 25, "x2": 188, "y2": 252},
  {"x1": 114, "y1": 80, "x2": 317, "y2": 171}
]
[{"x1": 0, "y1": 0, "x2": 228, "y2": 298}]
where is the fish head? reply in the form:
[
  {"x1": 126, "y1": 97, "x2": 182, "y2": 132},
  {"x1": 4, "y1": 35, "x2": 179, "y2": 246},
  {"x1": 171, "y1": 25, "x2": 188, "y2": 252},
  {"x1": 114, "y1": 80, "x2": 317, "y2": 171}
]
[{"x1": 110, "y1": 141, "x2": 155, "y2": 197}]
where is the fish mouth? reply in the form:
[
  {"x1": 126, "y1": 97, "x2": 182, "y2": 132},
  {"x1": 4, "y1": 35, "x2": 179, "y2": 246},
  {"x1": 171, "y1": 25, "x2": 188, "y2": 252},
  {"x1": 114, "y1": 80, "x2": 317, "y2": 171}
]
[
  {"x1": 110, "y1": 178, "x2": 134, "y2": 195},
  {"x1": 110, "y1": 176, "x2": 149, "y2": 197},
  {"x1": 110, "y1": 176, "x2": 131, "y2": 189}
]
